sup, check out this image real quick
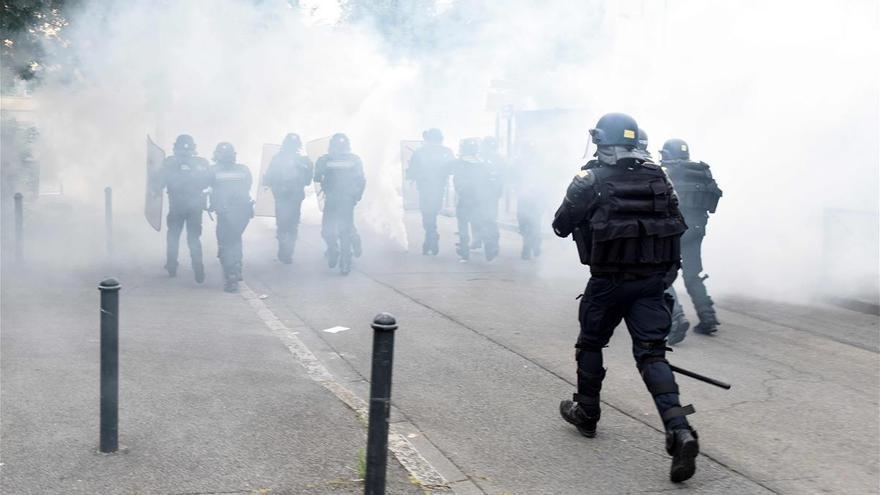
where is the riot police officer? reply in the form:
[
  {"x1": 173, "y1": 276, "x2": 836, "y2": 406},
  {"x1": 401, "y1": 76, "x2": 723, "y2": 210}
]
[
  {"x1": 470, "y1": 136, "x2": 505, "y2": 254},
  {"x1": 638, "y1": 129, "x2": 690, "y2": 344},
  {"x1": 153, "y1": 134, "x2": 211, "y2": 282},
  {"x1": 314, "y1": 133, "x2": 366, "y2": 275},
  {"x1": 553, "y1": 113, "x2": 699, "y2": 483},
  {"x1": 263, "y1": 133, "x2": 314, "y2": 263},
  {"x1": 451, "y1": 138, "x2": 499, "y2": 262},
  {"x1": 660, "y1": 139, "x2": 723, "y2": 337},
  {"x1": 209, "y1": 143, "x2": 253, "y2": 293},
  {"x1": 406, "y1": 128, "x2": 453, "y2": 255}
]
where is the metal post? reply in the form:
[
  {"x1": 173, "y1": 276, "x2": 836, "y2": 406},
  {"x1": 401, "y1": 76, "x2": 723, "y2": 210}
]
[
  {"x1": 98, "y1": 278, "x2": 121, "y2": 453},
  {"x1": 13, "y1": 192, "x2": 23, "y2": 262},
  {"x1": 364, "y1": 313, "x2": 398, "y2": 495},
  {"x1": 104, "y1": 186, "x2": 113, "y2": 255}
]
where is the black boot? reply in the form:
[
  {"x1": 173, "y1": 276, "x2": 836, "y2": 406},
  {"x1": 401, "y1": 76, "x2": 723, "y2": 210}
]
[
  {"x1": 559, "y1": 397, "x2": 600, "y2": 438},
  {"x1": 165, "y1": 263, "x2": 177, "y2": 277},
  {"x1": 667, "y1": 316, "x2": 690, "y2": 345},
  {"x1": 223, "y1": 278, "x2": 239, "y2": 293},
  {"x1": 694, "y1": 311, "x2": 719, "y2": 335},
  {"x1": 666, "y1": 428, "x2": 699, "y2": 483},
  {"x1": 193, "y1": 263, "x2": 205, "y2": 284}
]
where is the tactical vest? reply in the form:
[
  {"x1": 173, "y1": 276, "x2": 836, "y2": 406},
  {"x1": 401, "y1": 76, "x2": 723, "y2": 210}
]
[
  {"x1": 163, "y1": 155, "x2": 210, "y2": 212},
  {"x1": 212, "y1": 164, "x2": 252, "y2": 213},
  {"x1": 319, "y1": 154, "x2": 363, "y2": 198},
  {"x1": 664, "y1": 161, "x2": 722, "y2": 213},
  {"x1": 577, "y1": 161, "x2": 686, "y2": 272},
  {"x1": 269, "y1": 154, "x2": 310, "y2": 195}
]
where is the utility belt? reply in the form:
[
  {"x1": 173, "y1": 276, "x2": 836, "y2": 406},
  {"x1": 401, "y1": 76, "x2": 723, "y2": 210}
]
[{"x1": 590, "y1": 267, "x2": 668, "y2": 282}]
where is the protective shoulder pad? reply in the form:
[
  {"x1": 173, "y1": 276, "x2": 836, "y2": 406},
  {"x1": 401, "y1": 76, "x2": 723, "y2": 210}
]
[
  {"x1": 582, "y1": 160, "x2": 599, "y2": 170},
  {"x1": 573, "y1": 168, "x2": 596, "y2": 186}
]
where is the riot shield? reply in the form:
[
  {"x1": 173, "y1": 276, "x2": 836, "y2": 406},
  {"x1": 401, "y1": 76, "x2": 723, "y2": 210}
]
[
  {"x1": 254, "y1": 143, "x2": 281, "y2": 217},
  {"x1": 306, "y1": 136, "x2": 332, "y2": 212},
  {"x1": 400, "y1": 140, "x2": 422, "y2": 211},
  {"x1": 145, "y1": 135, "x2": 165, "y2": 231}
]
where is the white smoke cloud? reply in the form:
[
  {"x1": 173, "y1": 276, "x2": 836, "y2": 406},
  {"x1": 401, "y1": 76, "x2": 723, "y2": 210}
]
[{"x1": 29, "y1": 0, "x2": 879, "y2": 300}]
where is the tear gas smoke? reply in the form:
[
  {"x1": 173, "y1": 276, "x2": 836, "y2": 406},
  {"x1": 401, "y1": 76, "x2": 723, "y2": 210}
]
[{"x1": 25, "y1": 0, "x2": 879, "y2": 301}]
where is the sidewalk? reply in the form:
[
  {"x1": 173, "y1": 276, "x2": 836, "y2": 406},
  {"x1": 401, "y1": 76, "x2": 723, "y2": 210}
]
[{"x1": 1, "y1": 262, "x2": 422, "y2": 494}]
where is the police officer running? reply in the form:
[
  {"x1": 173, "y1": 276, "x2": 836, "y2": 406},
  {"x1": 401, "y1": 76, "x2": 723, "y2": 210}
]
[
  {"x1": 660, "y1": 139, "x2": 723, "y2": 339},
  {"x1": 407, "y1": 128, "x2": 453, "y2": 255},
  {"x1": 263, "y1": 133, "x2": 314, "y2": 264},
  {"x1": 554, "y1": 113, "x2": 700, "y2": 483},
  {"x1": 636, "y1": 129, "x2": 691, "y2": 344},
  {"x1": 209, "y1": 143, "x2": 253, "y2": 293},
  {"x1": 314, "y1": 133, "x2": 366, "y2": 275},
  {"x1": 152, "y1": 134, "x2": 211, "y2": 283}
]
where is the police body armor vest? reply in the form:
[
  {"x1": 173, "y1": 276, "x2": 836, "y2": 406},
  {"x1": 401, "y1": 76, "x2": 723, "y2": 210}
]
[
  {"x1": 322, "y1": 155, "x2": 362, "y2": 198},
  {"x1": 664, "y1": 161, "x2": 722, "y2": 213},
  {"x1": 213, "y1": 165, "x2": 252, "y2": 213},
  {"x1": 578, "y1": 161, "x2": 686, "y2": 272}
]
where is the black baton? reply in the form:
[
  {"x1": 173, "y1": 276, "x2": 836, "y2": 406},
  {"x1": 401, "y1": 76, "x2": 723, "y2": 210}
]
[{"x1": 670, "y1": 364, "x2": 731, "y2": 390}]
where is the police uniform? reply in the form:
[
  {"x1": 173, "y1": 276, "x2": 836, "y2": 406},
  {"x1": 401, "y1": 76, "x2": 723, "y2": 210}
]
[
  {"x1": 155, "y1": 153, "x2": 211, "y2": 281},
  {"x1": 314, "y1": 150, "x2": 365, "y2": 274},
  {"x1": 451, "y1": 152, "x2": 496, "y2": 261},
  {"x1": 263, "y1": 148, "x2": 313, "y2": 263},
  {"x1": 407, "y1": 142, "x2": 453, "y2": 255},
  {"x1": 554, "y1": 113, "x2": 699, "y2": 483},
  {"x1": 210, "y1": 160, "x2": 253, "y2": 291},
  {"x1": 661, "y1": 139, "x2": 722, "y2": 334}
]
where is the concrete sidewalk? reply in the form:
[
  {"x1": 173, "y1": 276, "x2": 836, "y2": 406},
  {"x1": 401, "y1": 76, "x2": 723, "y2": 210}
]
[{"x1": 0, "y1": 261, "x2": 422, "y2": 494}]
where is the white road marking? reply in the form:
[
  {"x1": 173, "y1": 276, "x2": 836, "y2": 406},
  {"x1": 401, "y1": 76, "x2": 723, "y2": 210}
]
[
  {"x1": 322, "y1": 325, "x2": 351, "y2": 334},
  {"x1": 239, "y1": 283, "x2": 451, "y2": 491}
]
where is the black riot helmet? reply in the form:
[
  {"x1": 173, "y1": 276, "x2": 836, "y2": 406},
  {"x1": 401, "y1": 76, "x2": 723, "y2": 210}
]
[
  {"x1": 173, "y1": 134, "x2": 196, "y2": 156},
  {"x1": 213, "y1": 142, "x2": 236, "y2": 164},
  {"x1": 459, "y1": 137, "x2": 481, "y2": 157},
  {"x1": 588, "y1": 113, "x2": 639, "y2": 148},
  {"x1": 660, "y1": 138, "x2": 690, "y2": 161},
  {"x1": 637, "y1": 127, "x2": 649, "y2": 151},
  {"x1": 282, "y1": 133, "x2": 302, "y2": 152},
  {"x1": 423, "y1": 128, "x2": 443, "y2": 144},
  {"x1": 328, "y1": 133, "x2": 351, "y2": 154}
]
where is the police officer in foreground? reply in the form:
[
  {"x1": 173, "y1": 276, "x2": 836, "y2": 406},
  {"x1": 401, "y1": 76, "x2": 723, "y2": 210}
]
[
  {"x1": 314, "y1": 133, "x2": 366, "y2": 275},
  {"x1": 637, "y1": 129, "x2": 690, "y2": 344},
  {"x1": 153, "y1": 134, "x2": 211, "y2": 282},
  {"x1": 407, "y1": 128, "x2": 453, "y2": 255},
  {"x1": 209, "y1": 143, "x2": 253, "y2": 293},
  {"x1": 660, "y1": 139, "x2": 723, "y2": 338},
  {"x1": 263, "y1": 133, "x2": 314, "y2": 263},
  {"x1": 553, "y1": 113, "x2": 700, "y2": 483}
]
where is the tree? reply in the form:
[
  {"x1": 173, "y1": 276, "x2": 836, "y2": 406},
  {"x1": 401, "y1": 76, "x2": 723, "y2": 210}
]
[{"x1": 1, "y1": 0, "x2": 77, "y2": 92}]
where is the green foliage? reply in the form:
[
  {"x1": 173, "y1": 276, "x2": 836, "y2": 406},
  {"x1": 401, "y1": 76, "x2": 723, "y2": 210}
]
[{"x1": 1, "y1": 0, "x2": 77, "y2": 91}]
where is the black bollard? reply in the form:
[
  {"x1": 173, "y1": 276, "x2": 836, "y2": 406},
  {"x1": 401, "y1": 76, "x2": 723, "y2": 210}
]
[
  {"x1": 364, "y1": 313, "x2": 398, "y2": 495},
  {"x1": 104, "y1": 186, "x2": 113, "y2": 255},
  {"x1": 14, "y1": 192, "x2": 23, "y2": 262},
  {"x1": 98, "y1": 278, "x2": 121, "y2": 453}
]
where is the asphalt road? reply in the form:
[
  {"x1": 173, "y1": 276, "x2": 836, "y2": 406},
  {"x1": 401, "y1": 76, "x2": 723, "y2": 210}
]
[
  {"x1": 241, "y1": 212, "x2": 879, "y2": 495},
  {"x1": 1, "y1": 199, "x2": 878, "y2": 494}
]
